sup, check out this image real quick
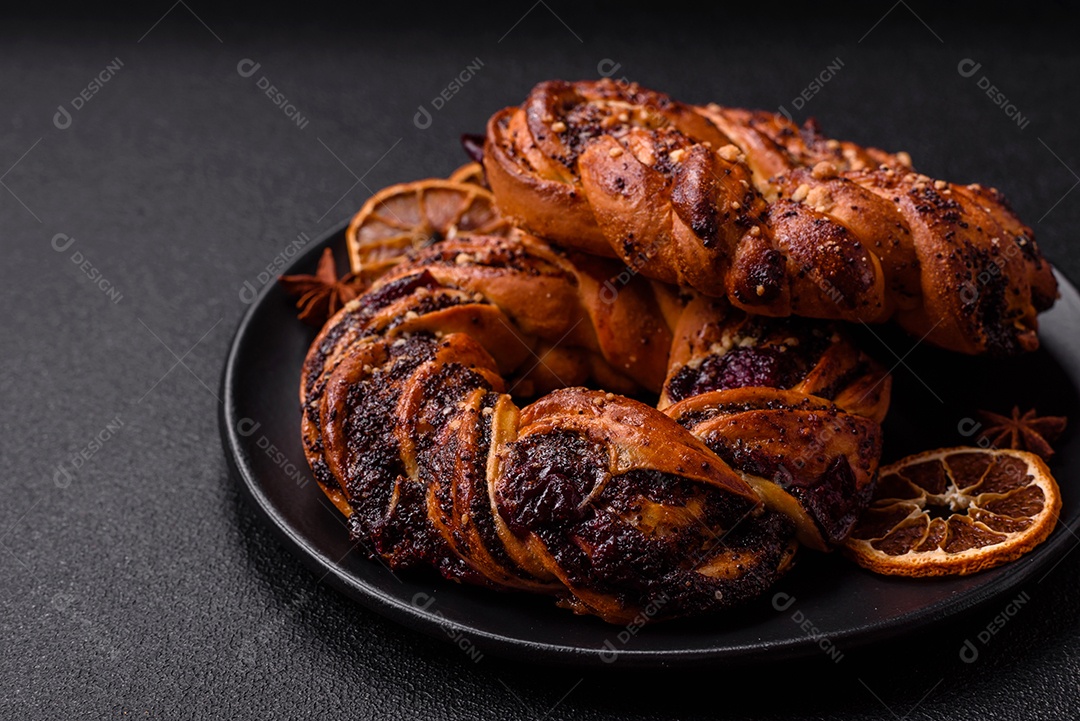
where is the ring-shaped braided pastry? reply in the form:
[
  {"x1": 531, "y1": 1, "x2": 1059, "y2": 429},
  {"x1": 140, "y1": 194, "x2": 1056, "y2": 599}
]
[
  {"x1": 483, "y1": 79, "x2": 1057, "y2": 355},
  {"x1": 300, "y1": 232, "x2": 890, "y2": 623}
]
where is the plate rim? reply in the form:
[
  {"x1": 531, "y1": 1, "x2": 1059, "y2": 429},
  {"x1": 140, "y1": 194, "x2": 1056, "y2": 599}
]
[{"x1": 219, "y1": 221, "x2": 1080, "y2": 667}]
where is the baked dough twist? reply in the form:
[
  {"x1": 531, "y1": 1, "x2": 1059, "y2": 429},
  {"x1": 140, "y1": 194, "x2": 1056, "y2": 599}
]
[
  {"x1": 300, "y1": 232, "x2": 889, "y2": 623},
  {"x1": 483, "y1": 80, "x2": 1057, "y2": 355}
]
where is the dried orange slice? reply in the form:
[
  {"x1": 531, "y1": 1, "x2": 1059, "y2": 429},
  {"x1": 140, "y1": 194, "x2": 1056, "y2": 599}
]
[
  {"x1": 448, "y1": 162, "x2": 488, "y2": 188},
  {"x1": 346, "y1": 178, "x2": 507, "y2": 276},
  {"x1": 845, "y1": 447, "x2": 1061, "y2": 576}
]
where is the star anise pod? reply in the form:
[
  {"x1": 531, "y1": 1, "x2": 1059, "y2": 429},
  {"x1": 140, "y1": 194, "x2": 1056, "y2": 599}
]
[
  {"x1": 279, "y1": 248, "x2": 366, "y2": 326},
  {"x1": 978, "y1": 406, "x2": 1068, "y2": 460}
]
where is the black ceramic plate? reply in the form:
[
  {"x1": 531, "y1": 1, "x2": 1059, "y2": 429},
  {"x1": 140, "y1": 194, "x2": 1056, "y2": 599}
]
[{"x1": 220, "y1": 223, "x2": 1080, "y2": 667}]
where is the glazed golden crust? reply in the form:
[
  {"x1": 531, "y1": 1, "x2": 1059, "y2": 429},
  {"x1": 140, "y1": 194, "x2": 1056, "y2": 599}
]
[
  {"x1": 484, "y1": 79, "x2": 1057, "y2": 355},
  {"x1": 299, "y1": 232, "x2": 889, "y2": 622}
]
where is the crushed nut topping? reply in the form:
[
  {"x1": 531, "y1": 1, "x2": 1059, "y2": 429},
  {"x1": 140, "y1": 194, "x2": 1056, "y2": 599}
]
[{"x1": 717, "y1": 144, "x2": 741, "y2": 162}]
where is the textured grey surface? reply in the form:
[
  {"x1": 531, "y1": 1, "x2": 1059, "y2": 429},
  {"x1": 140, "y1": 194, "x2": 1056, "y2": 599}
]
[{"x1": 2, "y1": 4, "x2": 1079, "y2": 719}]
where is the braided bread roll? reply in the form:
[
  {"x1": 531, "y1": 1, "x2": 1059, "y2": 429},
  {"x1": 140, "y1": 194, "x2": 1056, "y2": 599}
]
[
  {"x1": 300, "y1": 232, "x2": 889, "y2": 623},
  {"x1": 483, "y1": 80, "x2": 1058, "y2": 355}
]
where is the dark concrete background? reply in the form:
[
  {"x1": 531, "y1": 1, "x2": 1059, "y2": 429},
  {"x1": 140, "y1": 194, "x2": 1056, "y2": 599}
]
[{"x1": 2, "y1": 3, "x2": 1078, "y2": 718}]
